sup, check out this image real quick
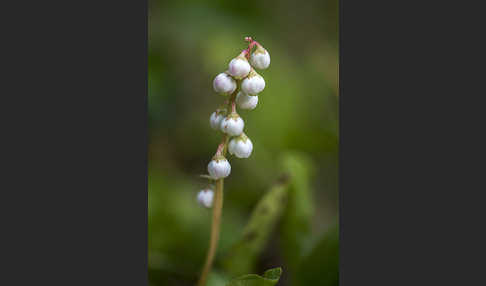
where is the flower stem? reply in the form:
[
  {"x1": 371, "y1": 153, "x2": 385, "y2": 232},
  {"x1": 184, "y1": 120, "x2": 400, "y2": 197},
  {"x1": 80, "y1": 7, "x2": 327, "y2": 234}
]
[
  {"x1": 198, "y1": 68, "x2": 242, "y2": 286},
  {"x1": 215, "y1": 136, "x2": 227, "y2": 156},
  {"x1": 242, "y1": 37, "x2": 260, "y2": 60},
  {"x1": 197, "y1": 179, "x2": 224, "y2": 286}
]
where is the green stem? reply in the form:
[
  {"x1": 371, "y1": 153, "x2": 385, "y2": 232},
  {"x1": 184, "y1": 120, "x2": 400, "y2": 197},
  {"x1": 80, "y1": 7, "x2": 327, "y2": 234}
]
[
  {"x1": 197, "y1": 179, "x2": 224, "y2": 286},
  {"x1": 197, "y1": 64, "x2": 243, "y2": 286},
  {"x1": 197, "y1": 92, "x2": 235, "y2": 286}
]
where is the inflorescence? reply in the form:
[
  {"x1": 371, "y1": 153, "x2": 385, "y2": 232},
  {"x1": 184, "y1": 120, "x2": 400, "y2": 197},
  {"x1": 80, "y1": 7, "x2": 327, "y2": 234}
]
[{"x1": 197, "y1": 37, "x2": 271, "y2": 207}]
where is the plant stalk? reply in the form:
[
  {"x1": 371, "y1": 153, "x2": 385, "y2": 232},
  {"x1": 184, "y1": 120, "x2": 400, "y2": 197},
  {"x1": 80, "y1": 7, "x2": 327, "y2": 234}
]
[
  {"x1": 197, "y1": 179, "x2": 224, "y2": 286},
  {"x1": 198, "y1": 40, "x2": 250, "y2": 285}
]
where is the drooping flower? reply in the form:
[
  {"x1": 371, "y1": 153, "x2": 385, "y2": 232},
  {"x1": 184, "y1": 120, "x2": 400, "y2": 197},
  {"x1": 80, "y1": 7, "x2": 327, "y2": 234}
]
[
  {"x1": 213, "y1": 72, "x2": 237, "y2": 95},
  {"x1": 210, "y1": 111, "x2": 226, "y2": 130},
  {"x1": 197, "y1": 189, "x2": 214, "y2": 208},
  {"x1": 228, "y1": 133, "x2": 253, "y2": 158},
  {"x1": 241, "y1": 69, "x2": 265, "y2": 95},
  {"x1": 250, "y1": 45, "x2": 270, "y2": 70},
  {"x1": 236, "y1": 91, "x2": 258, "y2": 110},
  {"x1": 207, "y1": 155, "x2": 231, "y2": 179},
  {"x1": 220, "y1": 113, "x2": 244, "y2": 136},
  {"x1": 228, "y1": 53, "x2": 251, "y2": 79}
]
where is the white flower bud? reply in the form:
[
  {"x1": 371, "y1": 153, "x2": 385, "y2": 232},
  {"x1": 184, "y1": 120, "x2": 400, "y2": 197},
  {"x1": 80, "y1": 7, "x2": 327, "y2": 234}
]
[
  {"x1": 207, "y1": 155, "x2": 231, "y2": 179},
  {"x1": 228, "y1": 54, "x2": 251, "y2": 79},
  {"x1": 220, "y1": 113, "x2": 244, "y2": 136},
  {"x1": 228, "y1": 133, "x2": 253, "y2": 158},
  {"x1": 197, "y1": 189, "x2": 214, "y2": 208},
  {"x1": 213, "y1": 72, "x2": 237, "y2": 95},
  {"x1": 250, "y1": 46, "x2": 270, "y2": 70},
  {"x1": 210, "y1": 111, "x2": 225, "y2": 130},
  {"x1": 241, "y1": 69, "x2": 265, "y2": 95},
  {"x1": 236, "y1": 91, "x2": 258, "y2": 110}
]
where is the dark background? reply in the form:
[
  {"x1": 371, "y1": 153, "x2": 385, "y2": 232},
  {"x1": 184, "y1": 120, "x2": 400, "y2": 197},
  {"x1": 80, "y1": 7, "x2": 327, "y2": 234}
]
[{"x1": 149, "y1": 0, "x2": 339, "y2": 285}]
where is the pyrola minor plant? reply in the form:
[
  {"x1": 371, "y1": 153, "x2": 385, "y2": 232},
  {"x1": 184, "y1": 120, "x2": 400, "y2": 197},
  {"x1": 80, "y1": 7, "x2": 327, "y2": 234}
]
[{"x1": 196, "y1": 37, "x2": 270, "y2": 286}]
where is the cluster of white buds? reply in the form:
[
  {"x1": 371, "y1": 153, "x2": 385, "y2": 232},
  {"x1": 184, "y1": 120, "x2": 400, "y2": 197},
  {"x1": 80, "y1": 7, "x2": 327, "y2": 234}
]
[{"x1": 199, "y1": 37, "x2": 270, "y2": 207}]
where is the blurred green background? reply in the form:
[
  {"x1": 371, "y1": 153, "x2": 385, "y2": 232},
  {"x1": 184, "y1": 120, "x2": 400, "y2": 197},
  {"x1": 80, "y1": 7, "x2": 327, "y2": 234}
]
[{"x1": 149, "y1": 0, "x2": 338, "y2": 285}]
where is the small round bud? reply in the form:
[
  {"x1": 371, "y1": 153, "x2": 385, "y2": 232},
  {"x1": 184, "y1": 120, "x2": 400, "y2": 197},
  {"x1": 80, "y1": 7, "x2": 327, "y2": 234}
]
[
  {"x1": 228, "y1": 133, "x2": 253, "y2": 158},
  {"x1": 207, "y1": 155, "x2": 231, "y2": 179},
  {"x1": 236, "y1": 91, "x2": 258, "y2": 110},
  {"x1": 228, "y1": 54, "x2": 251, "y2": 79},
  {"x1": 213, "y1": 72, "x2": 237, "y2": 95},
  {"x1": 210, "y1": 111, "x2": 225, "y2": 130},
  {"x1": 250, "y1": 46, "x2": 270, "y2": 70},
  {"x1": 220, "y1": 113, "x2": 244, "y2": 136},
  {"x1": 197, "y1": 189, "x2": 214, "y2": 208},
  {"x1": 241, "y1": 69, "x2": 265, "y2": 95}
]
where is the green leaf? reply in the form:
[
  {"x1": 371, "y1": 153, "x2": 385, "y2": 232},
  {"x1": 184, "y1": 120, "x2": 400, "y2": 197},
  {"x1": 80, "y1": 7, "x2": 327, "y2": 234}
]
[
  {"x1": 280, "y1": 152, "x2": 315, "y2": 272},
  {"x1": 207, "y1": 270, "x2": 230, "y2": 286},
  {"x1": 222, "y1": 178, "x2": 290, "y2": 276},
  {"x1": 297, "y1": 225, "x2": 339, "y2": 286},
  {"x1": 225, "y1": 267, "x2": 283, "y2": 286},
  {"x1": 262, "y1": 267, "x2": 283, "y2": 280}
]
